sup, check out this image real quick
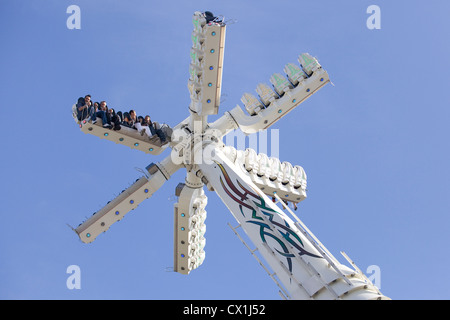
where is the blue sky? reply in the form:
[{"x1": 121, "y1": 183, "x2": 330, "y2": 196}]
[{"x1": 1, "y1": 0, "x2": 449, "y2": 299}]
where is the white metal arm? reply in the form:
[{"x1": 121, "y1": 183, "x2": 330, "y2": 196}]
[
  {"x1": 75, "y1": 156, "x2": 182, "y2": 243},
  {"x1": 76, "y1": 118, "x2": 171, "y2": 156},
  {"x1": 228, "y1": 56, "x2": 329, "y2": 134},
  {"x1": 173, "y1": 183, "x2": 207, "y2": 274},
  {"x1": 220, "y1": 145, "x2": 307, "y2": 204}
]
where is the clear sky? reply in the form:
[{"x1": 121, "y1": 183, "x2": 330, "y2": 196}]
[{"x1": 1, "y1": 0, "x2": 449, "y2": 300}]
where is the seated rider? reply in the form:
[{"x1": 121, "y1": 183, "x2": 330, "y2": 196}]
[
  {"x1": 133, "y1": 114, "x2": 166, "y2": 143},
  {"x1": 107, "y1": 107, "x2": 122, "y2": 131},
  {"x1": 76, "y1": 95, "x2": 95, "y2": 121},
  {"x1": 153, "y1": 120, "x2": 167, "y2": 143},
  {"x1": 121, "y1": 112, "x2": 133, "y2": 128},
  {"x1": 93, "y1": 100, "x2": 112, "y2": 128},
  {"x1": 129, "y1": 109, "x2": 138, "y2": 128},
  {"x1": 136, "y1": 115, "x2": 156, "y2": 138}
]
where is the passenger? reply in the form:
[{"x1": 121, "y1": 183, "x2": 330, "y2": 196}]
[
  {"x1": 116, "y1": 111, "x2": 123, "y2": 123},
  {"x1": 144, "y1": 115, "x2": 156, "y2": 136},
  {"x1": 76, "y1": 94, "x2": 95, "y2": 121},
  {"x1": 93, "y1": 101, "x2": 112, "y2": 128},
  {"x1": 106, "y1": 106, "x2": 114, "y2": 123},
  {"x1": 129, "y1": 110, "x2": 138, "y2": 127},
  {"x1": 155, "y1": 122, "x2": 167, "y2": 143},
  {"x1": 204, "y1": 11, "x2": 215, "y2": 23},
  {"x1": 99, "y1": 101, "x2": 107, "y2": 113},
  {"x1": 122, "y1": 112, "x2": 133, "y2": 128},
  {"x1": 136, "y1": 115, "x2": 156, "y2": 137},
  {"x1": 204, "y1": 11, "x2": 223, "y2": 24},
  {"x1": 108, "y1": 108, "x2": 122, "y2": 131}
]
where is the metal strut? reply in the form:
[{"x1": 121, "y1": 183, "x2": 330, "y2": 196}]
[
  {"x1": 272, "y1": 192, "x2": 353, "y2": 286},
  {"x1": 244, "y1": 197, "x2": 340, "y2": 299},
  {"x1": 227, "y1": 222, "x2": 290, "y2": 300}
]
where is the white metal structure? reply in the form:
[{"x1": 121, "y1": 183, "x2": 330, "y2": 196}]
[{"x1": 72, "y1": 11, "x2": 389, "y2": 300}]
